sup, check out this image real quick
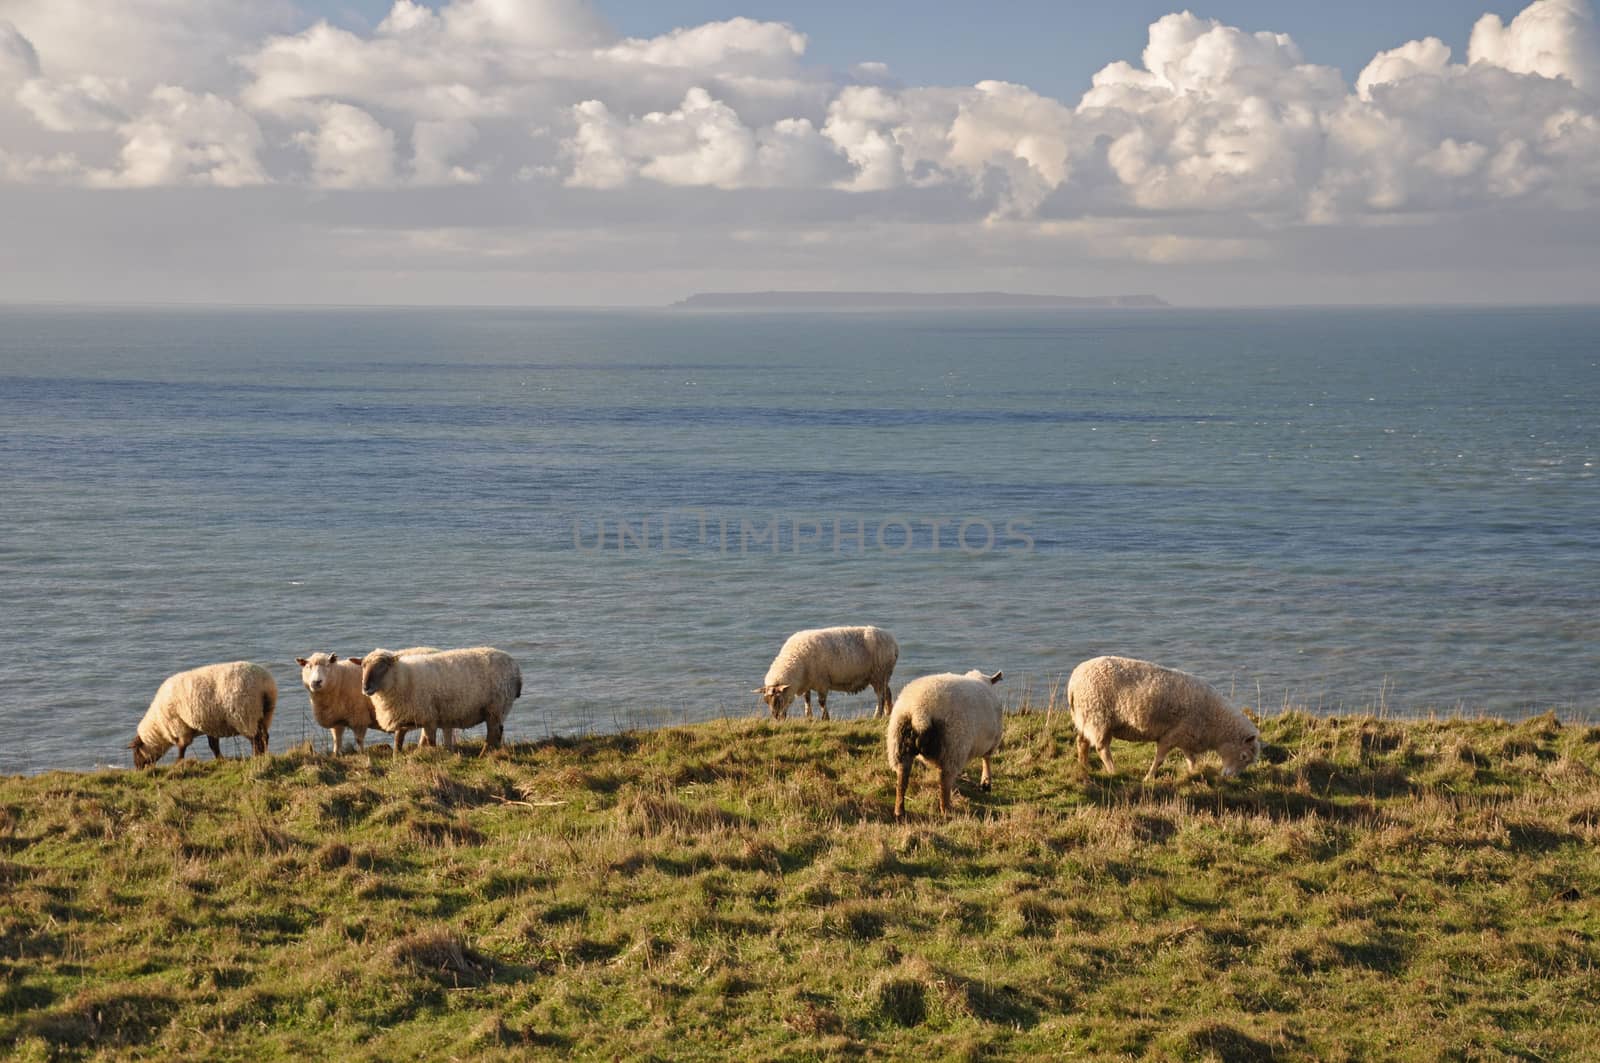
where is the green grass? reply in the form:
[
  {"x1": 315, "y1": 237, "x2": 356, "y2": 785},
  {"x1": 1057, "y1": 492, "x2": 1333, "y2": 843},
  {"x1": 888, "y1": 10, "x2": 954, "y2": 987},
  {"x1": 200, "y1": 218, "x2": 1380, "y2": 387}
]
[{"x1": 3, "y1": 708, "x2": 1599, "y2": 1060}]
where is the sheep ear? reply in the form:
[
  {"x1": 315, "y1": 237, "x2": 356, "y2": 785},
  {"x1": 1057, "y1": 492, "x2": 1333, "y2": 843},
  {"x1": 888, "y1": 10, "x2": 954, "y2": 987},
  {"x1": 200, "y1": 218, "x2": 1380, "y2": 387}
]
[
  {"x1": 751, "y1": 687, "x2": 768, "y2": 695},
  {"x1": 295, "y1": 658, "x2": 308, "y2": 667},
  {"x1": 987, "y1": 671, "x2": 1003, "y2": 685},
  {"x1": 772, "y1": 684, "x2": 789, "y2": 694},
  {"x1": 328, "y1": 654, "x2": 338, "y2": 663},
  {"x1": 348, "y1": 657, "x2": 362, "y2": 667}
]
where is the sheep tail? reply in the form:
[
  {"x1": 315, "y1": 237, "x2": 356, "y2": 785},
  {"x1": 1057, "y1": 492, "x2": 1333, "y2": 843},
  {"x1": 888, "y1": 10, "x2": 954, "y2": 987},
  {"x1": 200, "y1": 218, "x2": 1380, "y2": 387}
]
[
  {"x1": 891, "y1": 714, "x2": 919, "y2": 769},
  {"x1": 892, "y1": 714, "x2": 943, "y2": 766},
  {"x1": 254, "y1": 689, "x2": 274, "y2": 755}
]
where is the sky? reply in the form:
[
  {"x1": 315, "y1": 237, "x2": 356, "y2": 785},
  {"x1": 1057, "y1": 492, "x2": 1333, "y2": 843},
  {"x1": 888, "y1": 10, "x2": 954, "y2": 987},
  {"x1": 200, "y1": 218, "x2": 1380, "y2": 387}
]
[{"x1": 1, "y1": 0, "x2": 1597, "y2": 306}]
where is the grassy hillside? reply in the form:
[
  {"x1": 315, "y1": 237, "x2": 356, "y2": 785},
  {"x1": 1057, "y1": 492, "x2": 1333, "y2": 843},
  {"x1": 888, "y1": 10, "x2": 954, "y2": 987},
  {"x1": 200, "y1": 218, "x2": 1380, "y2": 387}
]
[{"x1": 3, "y1": 709, "x2": 1599, "y2": 1060}]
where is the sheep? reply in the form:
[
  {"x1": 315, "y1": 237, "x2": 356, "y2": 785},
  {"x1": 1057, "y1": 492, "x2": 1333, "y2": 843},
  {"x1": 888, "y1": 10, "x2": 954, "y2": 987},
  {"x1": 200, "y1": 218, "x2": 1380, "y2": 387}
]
[
  {"x1": 295, "y1": 652, "x2": 375, "y2": 754},
  {"x1": 130, "y1": 661, "x2": 277, "y2": 768},
  {"x1": 755, "y1": 626, "x2": 898, "y2": 721},
  {"x1": 360, "y1": 647, "x2": 521, "y2": 753},
  {"x1": 389, "y1": 647, "x2": 453, "y2": 749},
  {"x1": 297, "y1": 647, "x2": 444, "y2": 754},
  {"x1": 885, "y1": 669, "x2": 1004, "y2": 819},
  {"x1": 1067, "y1": 655, "x2": 1260, "y2": 780}
]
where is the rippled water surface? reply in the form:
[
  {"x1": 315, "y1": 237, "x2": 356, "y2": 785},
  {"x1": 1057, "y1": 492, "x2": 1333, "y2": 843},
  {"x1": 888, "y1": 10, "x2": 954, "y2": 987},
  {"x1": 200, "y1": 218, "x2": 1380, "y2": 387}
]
[{"x1": 1, "y1": 305, "x2": 1596, "y2": 773}]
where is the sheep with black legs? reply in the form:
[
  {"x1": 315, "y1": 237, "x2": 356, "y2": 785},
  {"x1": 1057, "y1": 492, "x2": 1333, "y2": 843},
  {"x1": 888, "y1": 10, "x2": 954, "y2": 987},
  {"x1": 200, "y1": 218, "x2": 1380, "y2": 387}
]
[
  {"x1": 886, "y1": 669, "x2": 1003, "y2": 819},
  {"x1": 130, "y1": 661, "x2": 277, "y2": 768},
  {"x1": 1067, "y1": 655, "x2": 1260, "y2": 779},
  {"x1": 755, "y1": 626, "x2": 898, "y2": 720}
]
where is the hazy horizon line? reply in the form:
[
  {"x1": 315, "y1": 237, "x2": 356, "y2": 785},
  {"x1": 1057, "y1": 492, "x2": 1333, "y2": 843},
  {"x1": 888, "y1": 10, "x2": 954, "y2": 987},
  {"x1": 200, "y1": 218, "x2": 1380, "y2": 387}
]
[{"x1": 3, "y1": 297, "x2": 1599, "y2": 313}]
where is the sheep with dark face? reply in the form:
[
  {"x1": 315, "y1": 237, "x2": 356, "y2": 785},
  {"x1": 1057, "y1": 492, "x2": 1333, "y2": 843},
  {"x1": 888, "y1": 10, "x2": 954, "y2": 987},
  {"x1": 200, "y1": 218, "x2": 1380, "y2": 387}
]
[
  {"x1": 1067, "y1": 655, "x2": 1260, "y2": 779},
  {"x1": 755, "y1": 626, "x2": 898, "y2": 721},
  {"x1": 360, "y1": 647, "x2": 521, "y2": 753},
  {"x1": 131, "y1": 661, "x2": 277, "y2": 768},
  {"x1": 886, "y1": 669, "x2": 1004, "y2": 819}
]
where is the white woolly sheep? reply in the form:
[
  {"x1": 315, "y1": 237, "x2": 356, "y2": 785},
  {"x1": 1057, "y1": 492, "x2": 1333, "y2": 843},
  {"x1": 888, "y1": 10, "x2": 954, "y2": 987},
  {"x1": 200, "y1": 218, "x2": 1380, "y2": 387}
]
[
  {"x1": 391, "y1": 647, "x2": 453, "y2": 748},
  {"x1": 130, "y1": 661, "x2": 277, "y2": 768},
  {"x1": 296, "y1": 653, "x2": 375, "y2": 754},
  {"x1": 755, "y1": 626, "x2": 898, "y2": 721},
  {"x1": 360, "y1": 646, "x2": 521, "y2": 753},
  {"x1": 886, "y1": 669, "x2": 1004, "y2": 819},
  {"x1": 1067, "y1": 655, "x2": 1260, "y2": 779}
]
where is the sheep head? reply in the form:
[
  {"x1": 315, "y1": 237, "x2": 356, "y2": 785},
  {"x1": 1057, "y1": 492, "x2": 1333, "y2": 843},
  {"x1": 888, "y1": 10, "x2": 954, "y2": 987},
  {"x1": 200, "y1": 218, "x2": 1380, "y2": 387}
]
[
  {"x1": 753, "y1": 683, "x2": 793, "y2": 718},
  {"x1": 298, "y1": 652, "x2": 341, "y2": 693},
  {"x1": 1218, "y1": 722, "x2": 1261, "y2": 777},
  {"x1": 361, "y1": 651, "x2": 399, "y2": 696}
]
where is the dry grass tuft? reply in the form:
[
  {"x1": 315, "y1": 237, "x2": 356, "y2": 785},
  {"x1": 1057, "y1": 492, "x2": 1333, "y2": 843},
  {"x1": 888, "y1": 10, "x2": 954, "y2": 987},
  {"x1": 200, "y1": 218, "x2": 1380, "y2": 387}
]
[{"x1": 389, "y1": 928, "x2": 493, "y2": 987}]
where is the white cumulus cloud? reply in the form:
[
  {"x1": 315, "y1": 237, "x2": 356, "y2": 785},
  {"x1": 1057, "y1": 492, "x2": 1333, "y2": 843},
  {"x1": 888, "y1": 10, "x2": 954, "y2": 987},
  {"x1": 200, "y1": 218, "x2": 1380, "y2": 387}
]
[
  {"x1": 97, "y1": 87, "x2": 266, "y2": 187},
  {"x1": 1469, "y1": 0, "x2": 1600, "y2": 89},
  {"x1": 294, "y1": 102, "x2": 397, "y2": 188},
  {"x1": 0, "y1": 0, "x2": 1598, "y2": 301}
]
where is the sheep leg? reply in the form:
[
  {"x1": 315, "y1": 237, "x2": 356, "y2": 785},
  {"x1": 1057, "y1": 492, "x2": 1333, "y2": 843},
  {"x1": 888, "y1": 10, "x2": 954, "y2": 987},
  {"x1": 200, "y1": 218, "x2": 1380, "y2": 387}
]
[
  {"x1": 208, "y1": 735, "x2": 223, "y2": 760},
  {"x1": 980, "y1": 755, "x2": 992, "y2": 792},
  {"x1": 393, "y1": 728, "x2": 408, "y2": 753},
  {"x1": 817, "y1": 691, "x2": 829, "y2": 721},
  {"x1": 331, "y1": 725, "x2": 345, "y2": 756},
  {"x1": 419, "y1": 727, "x2": 435, "y2": 748},
  {"x1": 1096, "y1": 742, "x2": 1117, "y2": 775},
  {"x1": 352, "y1": 726, "x2": 366, "y2": 752},
  {"x1": 442, "y1": 728, "x2": 456, "y2": 750},
  {"x1": 875, "y1": 683, "x2": 893, "y2": 719},
  {"x1": 801, "y1": 691, "x2": 813, "y2": 720},
  {"x1": 1145, "y1": 740, "x2": 1173, "y2": 781},
  {"x1": 176, "y1": 741, "x2": 188, "y2": 761},
  {"x1": 894, "y1": 762, "x2": 911, "y2": 821},
  {"x1": 938, "y1": 768, "x2": 956, "y2": 815},
  {"x1": 1076, "y1": 734, "x2": 1092, "y2": 768},
  {"x1": 484, "y1": 719, "x2": 504, "y2": 752}
]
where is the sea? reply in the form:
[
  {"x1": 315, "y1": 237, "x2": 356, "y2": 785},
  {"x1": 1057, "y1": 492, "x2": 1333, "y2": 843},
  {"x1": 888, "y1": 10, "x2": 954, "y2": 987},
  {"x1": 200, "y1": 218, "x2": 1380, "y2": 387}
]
[{"x1": 1, "y1": 305, "x2": 1595, "y2": 774}]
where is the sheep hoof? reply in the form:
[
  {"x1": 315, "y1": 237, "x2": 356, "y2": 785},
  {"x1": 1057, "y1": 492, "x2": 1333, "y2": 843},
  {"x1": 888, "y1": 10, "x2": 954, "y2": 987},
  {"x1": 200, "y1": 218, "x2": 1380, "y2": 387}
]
[{"x1": 981, "y1": 780, "x2": 991, "y2": 792}]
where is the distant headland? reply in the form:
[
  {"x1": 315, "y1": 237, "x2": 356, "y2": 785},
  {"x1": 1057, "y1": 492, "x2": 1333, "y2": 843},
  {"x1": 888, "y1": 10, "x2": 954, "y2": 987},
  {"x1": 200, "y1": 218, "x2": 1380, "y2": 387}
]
[{"x1": 670, "y1": 291, "x2": 1170, "y2": 310}]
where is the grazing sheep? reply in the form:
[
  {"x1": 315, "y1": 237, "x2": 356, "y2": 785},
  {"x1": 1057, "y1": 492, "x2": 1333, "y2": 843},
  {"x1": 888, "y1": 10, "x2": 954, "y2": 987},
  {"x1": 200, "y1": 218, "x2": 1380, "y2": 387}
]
[
  {"x1": 130, "y1": 661, "x2": 277, "y2": 768},
  {"x1": 886, "y1": 670, "x2": 1004, "y2": 819},
  {"x1": 360, "y1": 647, "x2": 521, "y2": 753},
  {"x1": 1067, "y1": 655, "x2": 1260, "y2": 779},
  {"x1": 755, "y1": 626, "x2": 898, "y2": 721}
]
